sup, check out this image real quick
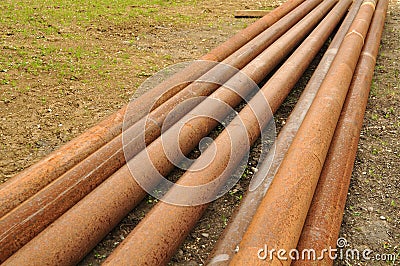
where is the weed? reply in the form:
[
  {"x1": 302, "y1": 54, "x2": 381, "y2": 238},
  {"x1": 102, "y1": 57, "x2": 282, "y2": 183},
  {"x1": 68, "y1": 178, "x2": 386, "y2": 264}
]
[
  {"x1": 1, "y1": 97, "x2": 12, "y2": 104},
  {"x1": 146, "y1": 195, "x2": 158, "y2": 204},
  {"x1": 17, "y1": 86, "x2": 30, "y2": 94},
  {"x1": 385, "y1": 106, "x2": 395, "y2": 118},
  {"x1": 368, "y1": 169, "x2": 374, "y2": 176},
  {"x1": 370, "y1": 80, "x2": 378, "y2": 97},
  {"x1": 221, "y1": 214, "x2": 228, "y2": 227},
  {"x1": 40, "y1": 96, "x2": 47, "y2": 104},
  {"x1": 94, "y1": 253, "x2": 106, "y2": 259},
  {"x1": 376, "y1": 64, "x2": 386, "y2": 72},
  {"x1": 136, "y1": 71, "x2": 152, "y2": 77},
  {"x1": 163, "y1": 54, "x2": 172, "y2": 60}
]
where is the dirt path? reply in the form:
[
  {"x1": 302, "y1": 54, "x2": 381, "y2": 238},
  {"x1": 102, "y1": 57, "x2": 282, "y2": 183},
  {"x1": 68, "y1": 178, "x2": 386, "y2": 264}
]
[{"x1": 1, "y1": 1, "x2": 398, "y2": 265}]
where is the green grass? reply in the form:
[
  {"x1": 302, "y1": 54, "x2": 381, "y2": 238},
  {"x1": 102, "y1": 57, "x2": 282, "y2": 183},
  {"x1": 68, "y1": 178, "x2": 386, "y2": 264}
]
[
  {"x1": 0, "y1": 0, "x2": 198, "y2": 35},
  {"x1": 0, "y1": 0, "x2": 204, "y2": 92}
]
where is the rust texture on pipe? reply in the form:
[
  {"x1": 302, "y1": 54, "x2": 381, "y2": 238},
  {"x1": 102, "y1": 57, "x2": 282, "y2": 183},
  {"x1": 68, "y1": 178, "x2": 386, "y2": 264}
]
[
  {"x1": 220, "y1": 0, "x2": 323, "y2": 69},
  {"x1": 2, "y1": 1, "x2": 333, "y2": 264},
  {"x1": 294, "y1": 0, "x2": 389, "y2": 264},
  {"x1": 101, "y1": 1, "x2": 351, "y2": 264},
  {"x1": 230, "y1": 1, "x2": 378, "y2": 264},
  {"x1": 201, "y1": 0, "x2": 305, "y2": 61},
  {"x1": 0, "y1": 0, "x2": 304, "y2": 218},
  {"x1": 0, "y1": 0, "x2": 322, "y2": 262},
  {"x1": 207, "y1": 0, "x2": 364, "y2": 263}
]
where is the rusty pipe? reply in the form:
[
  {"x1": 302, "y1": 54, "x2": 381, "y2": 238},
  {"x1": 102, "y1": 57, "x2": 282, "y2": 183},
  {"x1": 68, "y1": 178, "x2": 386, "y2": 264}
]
[
  {"x1": 220, "y1": 0, "x2": 323, "y2": 69},
  {"x1": 101, "y1": 1, "x2": 352, "y2": 264},
  {"x1": 200, "y1": 0, "x2": 305, "y2": 61},
  {"x1": 0, "y1": 0, "x2": 304, "y2": 217},
  {"x1": 2, "y1": 1, "x2": 338, "y2": 265},
  {"x1": 230, "y1": 1, "x2": 378, "y2": 265},
  {"x1": 207, "y1": 0, "x2": 364, "y2": 263},
  {"x1": 294, "y1": 0, "x2": 389, "y2": 264},
  {"x1": 0, "y1": 0, "x2": 323, "y2": 262},
  {"x1": 0, "y1": 62, "x2": 232, "y2": 264}
]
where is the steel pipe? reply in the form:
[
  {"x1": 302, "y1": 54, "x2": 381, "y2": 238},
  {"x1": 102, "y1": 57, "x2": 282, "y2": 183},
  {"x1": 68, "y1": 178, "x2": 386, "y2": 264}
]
[
  {"x1": 101, "y1": 1, "x2": 352, "y2": 264},
  {"x1": 200, "y1": 0, "x2": 305, "y2": 62},
  {"x1": 294, "y1": 0, "x2": 388, "y2": 264},
  {"x1": 0, "y1": 0, "x2": 305, "y2": 217},
  {"x1": 2, "y1": 1, "x2": 335, "y2": 264},
  {"x1": 230, "y1": 1, "x2": 378, "y2": 264},
  {"x1": 0, "y1": 0, "x2": 323, "y2": 262},
  {"x1": 207, "y1": 0, "x2": 364, "y2": 263}
]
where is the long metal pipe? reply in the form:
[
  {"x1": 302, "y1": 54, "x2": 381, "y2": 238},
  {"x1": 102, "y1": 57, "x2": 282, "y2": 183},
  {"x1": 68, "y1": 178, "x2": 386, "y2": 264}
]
[
  {"x1": 230, "y1": 1, "x2": 377, "y2": 264},
  {"x1": 101, "y1": 1, "x2": 352, "y2": 264},
  {"x1": 294, "y1": 0, "x2": 388, "y2": 264},
  {"x1": 200, "y1": 0, "x2": 305, "y2": 62},
  {"x1": 2, "y1": 1, "x2": 335, "y2": 264},
  {"x1": 0, "y1": 0, "x2": 305, "y2": 217},
  {"x1": 207, "y1": 0, "x2": 364, "y2": 263},
  {"x1": 0, "y1": 0, "x2": 323, "y2": 262}
]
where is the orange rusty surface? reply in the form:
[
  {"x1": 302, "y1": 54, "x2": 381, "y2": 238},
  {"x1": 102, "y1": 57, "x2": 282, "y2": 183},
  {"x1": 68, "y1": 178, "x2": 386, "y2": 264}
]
[
  {"x1": 102, "y1": 0, "x2": 352, "y2": 264},
  {"x1": 0, "y1": 0, "x2": 317, "y2": 263},
  {"x1": 230, "y1": 1, "x2": 378, "y2": 265},
  {"x1": 294, "y1": 0, "x2": 389, "y2": 264},
  {"x1": 1, "y1": 1, "x2": 316, "y2": 264},
  {"x1": 201, "y1": 0, "x2": 305, "y2": 62},
  {"x1": 207, "y1": 0, "x2": 364, "y2": 264},
  {"x1": 0, "y1": 0, "x2": 305, "y2": 220}
]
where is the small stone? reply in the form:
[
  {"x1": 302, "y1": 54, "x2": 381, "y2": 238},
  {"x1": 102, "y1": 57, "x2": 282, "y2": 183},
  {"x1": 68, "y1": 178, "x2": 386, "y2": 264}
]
[
  {"x1": 251, "y1": 167, "x2": 259, "y2": 173},
  {"x1": 201, "y1": 233, "x2": 209, "y2": 238},
  {"x1": 380, "y1": 216, "x2": 386, "y2": 220},
  {"x1": 234, "y1": 245, "x2": 240, "y2": 253}
]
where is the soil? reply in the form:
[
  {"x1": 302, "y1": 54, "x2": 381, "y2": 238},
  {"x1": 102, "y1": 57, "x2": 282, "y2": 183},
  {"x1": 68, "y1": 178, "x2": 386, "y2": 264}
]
[{"x1": 1, "y1": 0, "x2": 399, "y2": 265}]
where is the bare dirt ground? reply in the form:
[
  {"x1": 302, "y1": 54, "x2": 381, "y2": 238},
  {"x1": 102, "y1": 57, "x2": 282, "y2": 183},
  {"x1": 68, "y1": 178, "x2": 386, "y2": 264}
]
[{"x1": 0, "y1": 0, "x2": 399, "y2": 265}]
